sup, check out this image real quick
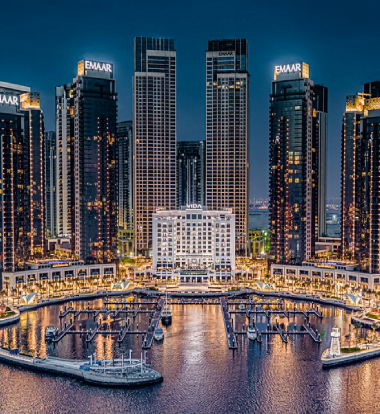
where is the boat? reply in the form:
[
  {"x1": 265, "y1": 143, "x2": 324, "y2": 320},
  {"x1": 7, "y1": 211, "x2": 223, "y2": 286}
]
[
  {"x1": 0, "y1": 347, "x2": 163, "y2": 387},
  {"x1": 161, "y1": 308, "x2": 172, "y2": 325},
  {"x1": 45, "y1": 326, "x2": 58, "y2": 340},
  {"x1": 161, "y1": 277, "x2": 172, "y2": 325},
  {"x1": 154, "y1": 328, "x2": 164, "y2": 341},
  {"x1": 247, "y1": 325, "x2": 258, "y2": 341}
]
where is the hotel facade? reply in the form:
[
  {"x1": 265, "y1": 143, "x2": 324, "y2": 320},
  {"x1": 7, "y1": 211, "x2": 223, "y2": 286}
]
[{"x1": 152, "y1": 206, "x2": 235, "y2": 281}]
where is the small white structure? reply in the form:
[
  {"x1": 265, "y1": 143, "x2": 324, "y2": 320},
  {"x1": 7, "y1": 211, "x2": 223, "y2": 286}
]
[
  {"x1": 345, "y1": 293, "x2": 363, "y2": 306},
  {"x1": 152, "y1": 206, "x2": 235, "y2": 282},
  {"x1": 20, "y1": 293, "x2": 38, "y2": 305},
  {"x1": 256, "y1": 281, "x2": 275, "y2": 291},
  {"x1": 110, "y1": 280, "x2": 130, "y2": 291},
  {"x1": 329, "y1": 327, "x2": 341, "y2": 357}
]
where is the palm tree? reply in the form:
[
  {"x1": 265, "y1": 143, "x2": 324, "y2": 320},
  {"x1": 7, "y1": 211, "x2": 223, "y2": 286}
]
[
  {"x1": 0, "y1": 289, "x2": 7, "y2": 305},
  {"x1": 354, "y1": 322, "x2": 362, "y2": 348},
  {"x1": 371, "y1": 323, "x2": 379, "y2": 343}
]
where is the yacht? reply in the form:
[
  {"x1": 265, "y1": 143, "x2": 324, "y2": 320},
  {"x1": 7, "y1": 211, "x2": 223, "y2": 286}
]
[
  {"x1": 161, "y1": 307, "x2": 172, "y2": 325},
  {"x1": 247, "y1": 325, "x2": 258, "y2": 341},
  {"x1": 161, "y1": 278, "x2": 172, "y2": 325},
  {"x1": 45, "y1": 326, "x2": 58, "y2": 341},
  {"x1": 154, "y1": 327, "x2": 164, "y2": 341}
]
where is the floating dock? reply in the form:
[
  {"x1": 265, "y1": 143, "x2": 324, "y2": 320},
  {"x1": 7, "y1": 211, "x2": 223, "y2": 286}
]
[
  {"x1": 220, "y1": 298, "x2": 237, "y2": 349},
  {"x1": 0, "y1": 348, "x2": 162, "y2": 387}
]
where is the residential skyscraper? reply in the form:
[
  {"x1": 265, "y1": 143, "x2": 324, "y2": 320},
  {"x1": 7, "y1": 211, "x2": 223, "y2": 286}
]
[
  {"x1": 44, "y1": 131, "x2": 57, "y2": 237},
  {"x1": 133, "y1": 37, "x2": 176, "y2": 255},
  {"x1": 55, "y1": 84, "x2": 74, "y2": 238},
  {"x1": 206, "y1": 39, "x2": 249, "y2": 255},
  {"x1": 343, "y1": 82, "x2": 380, "y2": 273},
  {"x1": 177, "y1": 141, "x2": 205, "y2": 207},
  {"x1": 117, "y1": 121, "x2": 133, "y2": 230},
  {"x1": 57, "y1": 60, "x2": 118, "y2": 261},
  {"x1": 0, "y1": 81, "x2": 45, "y2": 271},
  {"x1": 341, "y1": 93, "x2": 366, "y2": 259},
  {"x1": 269, "y1": 63, "x2": 328, "y2": 263}
]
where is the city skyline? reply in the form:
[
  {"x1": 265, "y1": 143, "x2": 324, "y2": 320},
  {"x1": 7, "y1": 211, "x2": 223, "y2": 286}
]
[{"x1": 3, "y1": 0, "x2": 380, "y2": 201}]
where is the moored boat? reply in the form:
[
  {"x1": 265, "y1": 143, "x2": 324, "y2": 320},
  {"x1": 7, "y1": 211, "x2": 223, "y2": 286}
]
[
  {"x1": 154, "y1": 327, "x2": 164, "y2": 341},
  {"x1": 247, "y1": 325, "x2": 258, "y2": 341},
  {"x1": 161, "y1": 308, "x2": 172, "y2": 325},
  {"x1": 45, "y1": 326, "x2": 58, "y2": 340}
]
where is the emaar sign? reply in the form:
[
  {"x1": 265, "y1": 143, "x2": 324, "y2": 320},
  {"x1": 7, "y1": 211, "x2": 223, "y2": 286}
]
[
  {"x1": 275, "y1": 63, "x2": 301, "y2": 75},
  {"x1": 0, "y1": 94, "x2": 19, "y2": 106},
  {"x1": 85, "y1": 60, "x2": 113, "y2": 73}
]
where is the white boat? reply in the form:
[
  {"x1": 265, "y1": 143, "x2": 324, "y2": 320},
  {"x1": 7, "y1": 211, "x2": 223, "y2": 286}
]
[
  {"x1": 154, "y1": 328, "x2": 164, "y2": 341},
  {"x1": 161, "y1": 278, "x2": 172, "y2": 325},
  {"x1": 247, "y1": 325, "x2": 258, "y2": 341},
  {"x1": 45, "y1": 326, "x2": 58, "y2": 340},
  {"x1": 161, "y1": 308, "x2": 172, "y2": 325}
]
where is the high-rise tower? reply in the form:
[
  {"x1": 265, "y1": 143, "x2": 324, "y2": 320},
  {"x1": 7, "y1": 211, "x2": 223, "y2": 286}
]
[
  {"x1": 44, "y1": 131, "x2": 56, "y2": 237},
  {"x1": 117, "y1": 121, "x2": 133, "y2": 230},
  {"x1": 133, "y1": 37, "x2": 176, "y2": 255},
  {"x1": 177, "y1": 141, "x2": 205, "y2": 207},
  {"x1": 55, "y1": 84, "x2": 74, "y2": 238},
  {"x1": 57, "y1": 60, "x2": 118, "y2": 261},
  {"x1": 206, "y1": 39, "x2": 249, "y2": 255},
  {"x1": 343, "y1": 82, "x2": 380, "y2": 273},
  {"x1": 0, "y1": 81, "x2": 45, "y2": 271},
  {"x1": 341, "y1": 93, "x2": 366, "y2": 259},
  {"x1": 269, "y1": 63, "x2": 328, "y2": 263}
]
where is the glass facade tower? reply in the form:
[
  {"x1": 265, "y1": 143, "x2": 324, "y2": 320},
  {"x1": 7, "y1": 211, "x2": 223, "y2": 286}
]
[
  {"x1": 44, "y1": 131, "x2": 56, "y2": 237},
  {"x1": 117, "y1": 121, "x2": 133, "y2": 230},
  {"x1": 342, "y1": 82, "x2": 380, "y2": 273},
  {"x1": 206, "y1": 39, "x2": 249, "y2": 255},
  {"x1": 177, "y1": 141, "x2": 205, "y2": 207},
  {"x1": 55, "y1": 84, "x2": 74, "y2": 238},
  {"x1": 0, "y1": 82, "x2": 45, "y2": 271},
  {"x1": 269, "y1": 63, "x2": 328, "y2": 263},
  {"x1": 57, "y1": 61, "x2": 118, "y2": 261},
  {"x1": 133, "y1": 37, "x2": 177, "y2": 255}
]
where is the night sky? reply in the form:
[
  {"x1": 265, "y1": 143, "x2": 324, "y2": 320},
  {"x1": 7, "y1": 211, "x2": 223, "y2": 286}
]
[{"x1": 2, "y1": 0, "x2": 379, "y2": 200}]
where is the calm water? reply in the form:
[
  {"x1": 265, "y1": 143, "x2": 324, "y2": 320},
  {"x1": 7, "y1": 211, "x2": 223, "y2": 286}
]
[{"x1": 0, "y1": 297, "x2": 379, "y2": 414}]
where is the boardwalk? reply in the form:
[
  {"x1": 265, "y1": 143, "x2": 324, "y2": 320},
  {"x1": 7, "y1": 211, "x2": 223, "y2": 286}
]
[
  {"x1": 143, "y1": 299, "x2": 165, "y2": 349},
  {"x1": 220, "y1": 298, "x2": 237, "y2": 349}
]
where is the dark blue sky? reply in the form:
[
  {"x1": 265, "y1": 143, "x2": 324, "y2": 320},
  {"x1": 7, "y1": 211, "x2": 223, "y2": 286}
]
[{"x1": 2, "y1": 0, "x2": 379, "y2": 200}]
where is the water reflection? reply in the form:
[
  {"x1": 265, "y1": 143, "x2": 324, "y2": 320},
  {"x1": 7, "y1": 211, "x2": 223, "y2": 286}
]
[{"x1": 0, "y1": 297, "x2": 380, "y2": 413}]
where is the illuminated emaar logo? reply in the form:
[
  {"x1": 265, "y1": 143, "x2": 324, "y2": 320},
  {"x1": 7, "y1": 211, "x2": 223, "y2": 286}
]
[
  {"x1": 85, "y1": 60, "x2": 113, "y2": 73},
  {"x1": 219, "y1": 51, "x2": 235, "y2": 57},
  {"x1": 275, "y1": 63, "x2": 301, "y2": 75},
  {"x1": 0, "y1": 94, "x2": 19, "y2": 106}
]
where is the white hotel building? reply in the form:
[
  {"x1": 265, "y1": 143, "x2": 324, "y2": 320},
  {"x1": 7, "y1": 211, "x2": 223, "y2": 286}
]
[{"x1": 152, "y1": 207, "x2": 235, "y2": 282}]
